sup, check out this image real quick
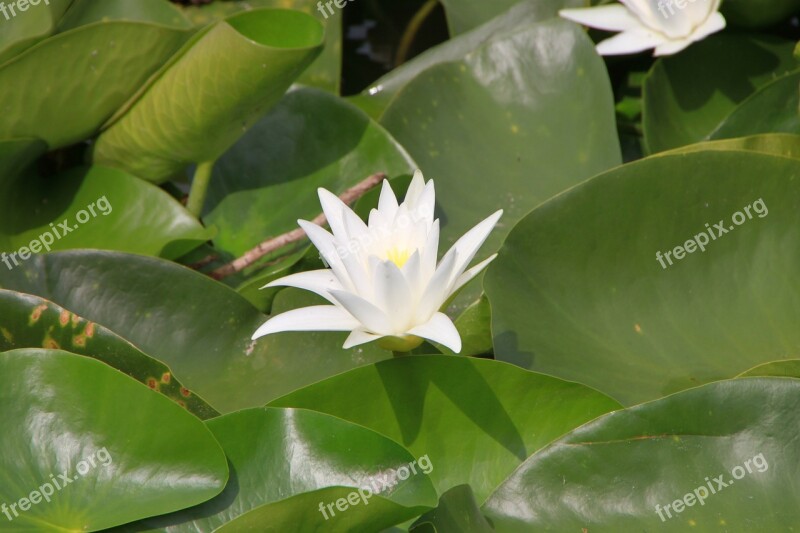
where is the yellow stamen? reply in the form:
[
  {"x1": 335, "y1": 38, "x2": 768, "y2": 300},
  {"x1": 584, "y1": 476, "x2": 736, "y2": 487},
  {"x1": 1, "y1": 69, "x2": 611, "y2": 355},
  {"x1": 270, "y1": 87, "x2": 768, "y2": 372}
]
[{"x1": 385, "y1": 247, "x2": 410, "y2": 268}]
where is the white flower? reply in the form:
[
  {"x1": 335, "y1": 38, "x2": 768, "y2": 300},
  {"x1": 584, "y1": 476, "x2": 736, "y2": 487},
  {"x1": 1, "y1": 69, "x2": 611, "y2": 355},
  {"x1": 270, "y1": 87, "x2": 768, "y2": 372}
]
[
  {"x1": 560, "y1": 0, "x2": 725, "y2": 57},
  {"x1": 251, "y1": 170, "x2": 502, "y2": 353}
]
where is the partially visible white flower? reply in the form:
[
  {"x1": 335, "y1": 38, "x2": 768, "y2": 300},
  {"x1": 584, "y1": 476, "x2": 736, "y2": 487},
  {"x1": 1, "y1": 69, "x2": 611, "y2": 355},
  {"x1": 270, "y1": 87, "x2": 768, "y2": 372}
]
[
  {"x1": 560, "y1": 0, "x2": 725, "y2": 57},
  {"x1": 251, "y1": 170, "x2": 503, "y2": 353}
]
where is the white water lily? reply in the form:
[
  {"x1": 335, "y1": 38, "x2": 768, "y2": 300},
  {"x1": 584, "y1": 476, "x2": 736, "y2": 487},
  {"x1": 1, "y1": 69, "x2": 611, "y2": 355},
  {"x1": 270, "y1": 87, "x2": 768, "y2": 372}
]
[
  {"x1": 251, "y1": 171, "x2": 502, "y2": 353},
  {"x1": 560, "y1": 0, "x2": 725, "y2": 57}
]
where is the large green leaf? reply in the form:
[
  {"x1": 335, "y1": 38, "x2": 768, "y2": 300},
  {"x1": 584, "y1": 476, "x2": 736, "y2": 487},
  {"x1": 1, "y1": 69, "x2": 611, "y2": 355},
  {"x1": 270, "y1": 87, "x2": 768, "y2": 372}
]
[
  {"x1": 0, "y1": 138, "x2": 46, "y2": 185},
  {"x1": 203, "y1": 86, "x2": 414, "y2": 268},
  {"x1": 0, "y1": 165, "x2": 212, "y2": 259},
  {"x1": 92, "y1": 9, "x2": 324, "y2": 182},
  {"x1": 439, "y1": 0, "x2": 582, "y2": 35},
  {"x1": 487, "y1": 150, "x2": 800, "y2": 405},
  {"x1": 672, "y1": 133, "x2": 800, "y2": 160},
  {"x1": 0, "y1": 289, "x2": 217, "y2": 418},
  {"x1": 710, "y1": 71, "x2": 800, "y2": 140},
  {"x1": 181, "y1": 0, "x2": 341, "y2": 93},
  {"x1": 642, "y1": 34, "x2": 797, "y2": 154},
  {"x1": 378, "y1": 18, "x2": 621, "y2": 309},
  {"x1": 57, "y1": 0, "x2": 192, "y2": 30},
  {"x1": 483, "y1": 378, "x2": 800, "y2": 531},
  {"x1": 0, "y1": 16, "x2": 192, "y2": 148},
  {"x1": 0, "y1": 348, "x2": 228, "y2": 531},
  {"x1": 131, "y1": 407, "x2": 437, "y2": 531},
  {"x1": 0, "y1": 250, "x2": 390, "y2": 414},
  {"x1": 269, "y1": 356, "x2": 621, "y2": 502},
  {"x1": 410, "y1": 485, "x2": 494, "y2": 533},
  {"x1": 721, "y1": 0, "x2": 800, "y2": 28},
  {"x1": 0, "y1": 0, "x2": 72, "y2": 64}
]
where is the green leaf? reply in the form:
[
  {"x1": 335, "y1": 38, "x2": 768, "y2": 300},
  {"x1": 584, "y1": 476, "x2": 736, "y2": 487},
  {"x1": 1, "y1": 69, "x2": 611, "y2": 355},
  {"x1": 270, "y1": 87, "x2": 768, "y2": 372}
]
[
  {"x1": 57, "y1": 0, "x2": 192, "y2": 30},
  {"x1": 642, "y1": 34, "x2": 798, "y2": 153},
  {"x1": 378, "y1": 18, "x2": 621, "y2": 309},
  {"x1": 181, "y1": 0, "x2": 341, "y2": 93},
  {"x1": 483, "y1": 378, "x2": 800, "y2": 531},
  {"x1": 486, "y1": 150, "x2": 800, "y2": 405},
  {"x1": 269, "y1": 355, "x2": 621, "y2": 502},
  {"x1": 0, "y1": 138, "x2": 46, "y2": 185},
  {"x1": 132, "y1": 407, "x2": 437, "y2": 531},
  {"x1": 0, "y1": 348, "x2": 228, "y2": 531},
  {"x1": 721, "y1": 0, "x2": 800, "y2": 28},
  {"x1": 0, "y1": 0, "x2": 72, "y2": 64},
  {"x1": 0, "y1": 165, "x2": 213, "y2": 259},
  {"x1": 92, "y1": 9, "x2": 324, "y2": 182},
  {"x1": 0, "y1": 16, "x2": 192, "y2": 148},
  {"x1": 0, "y1": 289, "x2": 218, "y2": 419},
  {"x1": 710, "y1": 71, "x2": 800, "y2": 140},
  {"x1": 410, "y1": 485, "x2": 494, "y2": 533},
  {"x1": 203, "y1": 86, "x2": 415, "y2": 268},
  {"x1": 672, "y1": 133, "x2": 800, "y2": 160},
  {"x1": 439, "y1": 0, "x2": 582, "y2": 35},
  {"x1": 738, "y1": 359, "x2": 800, "y2": 378},
  {"x1": 0, "y1": 251, "x2": 391, "y2": 413}
]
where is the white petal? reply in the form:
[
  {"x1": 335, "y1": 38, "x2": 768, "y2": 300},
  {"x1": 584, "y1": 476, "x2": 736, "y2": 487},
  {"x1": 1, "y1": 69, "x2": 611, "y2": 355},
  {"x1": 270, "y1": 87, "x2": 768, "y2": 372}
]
[
  {"x1": 252, "y1": 306, "x2": 359, "y2": 339},
  {"x1": 298, "y1": 220, "x2": 355, "y2": 292},
  {"x1": 595, "y1": 28, "x2": 666, "y2": 56},
  {"x1": 417, "y1": 248, "x2": 459, "y2": 322},
  {"x1": 402, "y1": 250, "x2": 423, "y2": 299},
  {"x1": 448, "y1": 253, "x2": 498, "y2": 297},
  {"x1": 330, "y1": 290, "x2": 393, "y2": 335},
  {"x1": 263, "y1": 269, "x2": 343, "y2": 303},
  {"x1": 404, "y1": 170, "x2": 426, "y2": 206},
  {"x1": 373, "y1": 260, "x2": 412, "y2": 332},
  {"x1": 442, "y1": 210, "x2": 503, "y2": 284},
  {"x1": 690, "y1": 11, "x2": 725, "y2": 42},
  {"x1": 407, "y1": 312, "x2": 462, "y2": 353},
  {"x1": 420, "y1": 219, "x2": 440, "y2": 283},
  {"x1": 558, "y1": 5, "x2": 641, "y2": 31},
  {"x1": 343, "y1": 329, "x2": 383, "y2": 349},
  {"x1": 653, "y1": 36, "x2": 693, "y2": 56},
  {"x1": 318, "y1": 188, "x2": 368, "y2": 242},
  {"x1": 377, "y1": 179, "x2": 399, "y2": 220}
]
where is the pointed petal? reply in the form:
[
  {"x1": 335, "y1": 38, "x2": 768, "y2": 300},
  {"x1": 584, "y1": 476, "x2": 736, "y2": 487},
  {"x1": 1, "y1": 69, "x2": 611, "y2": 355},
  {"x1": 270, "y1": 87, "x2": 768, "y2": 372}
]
[
  {"x1": 442, "y1": 210, "x2": 502, "y2": 284},
  {"x1": 448, "y1": 253, "x2": 498, "y2": 297},
  {"x1": 595, "y1": 28, "x2": 665, "y2": 56},
  {"x1": 404, "y1": 170, "x2": 426, "y2": 206},
  {"x1": 330, "y1": 290, "x2": 393, "y2": 335},
  {"x1": 653, "y1": 36, "x2": 693, "y2": 56},
  {"x1": 420, "y1": 219, "x2": 440, "y2": 283},
  {"x1": 373, "y1": 260, "x2": 412, "y2": 331},
  {"x1": 252, "y1": 306, "x2": 359, "y2": 339},
  {"x1": 377, "y1": 179, "x2": 399, "y2": 220},
  {"x1": 298, "y1": 220, "x2": 355, "y2": 292},
  {"x1": 559, "y1": 5, "x2": 640, "y2": 31},
  {"x1": 264, "y1": 269, "x2": 343, "y2": 303},
  {"x1": 689, "y1": 11, "x2": 725, "y2": 42},
  {"x1": 407, "y1": 312, "x2": 462, "y2": 353},
  {"x1": 318, "y1": 188, "x2": 368, "y2": 241},
  {"x1": 417, "y1": 248, "x2": 459, "y2": 322},
  {"x1": 343, "y1": 329, "x2": 383, "y2": 349}
]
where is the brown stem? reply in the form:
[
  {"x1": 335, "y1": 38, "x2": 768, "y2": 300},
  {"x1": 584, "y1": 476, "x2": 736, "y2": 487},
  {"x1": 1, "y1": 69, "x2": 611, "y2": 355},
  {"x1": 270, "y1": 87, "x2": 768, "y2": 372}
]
[{"x1": 210, "y1": 172, "x2": 386, "y2": 280}]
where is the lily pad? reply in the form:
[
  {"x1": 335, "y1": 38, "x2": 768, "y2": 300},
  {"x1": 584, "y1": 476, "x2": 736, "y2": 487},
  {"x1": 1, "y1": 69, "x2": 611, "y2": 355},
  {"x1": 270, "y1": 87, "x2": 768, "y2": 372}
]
[{"x1": 0, "y1": 348, "x2": 228, "y2": 531}]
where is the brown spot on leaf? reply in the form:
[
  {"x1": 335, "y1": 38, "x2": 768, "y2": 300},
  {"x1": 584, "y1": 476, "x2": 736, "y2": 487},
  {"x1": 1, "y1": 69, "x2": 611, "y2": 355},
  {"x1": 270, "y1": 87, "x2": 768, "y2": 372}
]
[
  {"x1": 72, "y1": 334, "x2": 86, "y2": 347},
  {"x1": 59, "y1": 310, "x2": 70, "y2": 327},
  {"x1": 161, "y1": 372, "x2": 171, "y2": 384},
  {"x1": 180, "y1": 387, "x2": 191, "y2": 397},
  {"x1": 30, "y1": 304, "x2": 48, "y2": 323},
  {"x1": 147, "y1": 378, "x2": 159, "y2": 390},
  {"x1": 84, "y1": 322, "x2": 95, "y2": 338}
]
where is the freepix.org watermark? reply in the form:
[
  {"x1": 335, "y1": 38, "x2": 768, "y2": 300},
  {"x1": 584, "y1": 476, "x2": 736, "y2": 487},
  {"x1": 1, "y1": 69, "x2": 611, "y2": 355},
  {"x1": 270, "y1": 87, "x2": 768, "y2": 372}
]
[
  {"x1": 318, "y1": 455, "x2": 433, "y2": 520},
  {"x1": 2, "y1": 447, "x2": 113, "y2": 522},
  {"x1": 655, "y1": 198, "x2": 767, "y2": 270},
  {"x1": 654, "y1": 452, "x2": 768, "y2": 522},
  {"x1": 1, "y1": 0, "x2": 50, "y2": 23},
  {"x1": 1, "y1": 195, "x2": 112, "y2": 271},
  {"x1": 657, "y1": 0, "x2": 707, "y2": 19}
]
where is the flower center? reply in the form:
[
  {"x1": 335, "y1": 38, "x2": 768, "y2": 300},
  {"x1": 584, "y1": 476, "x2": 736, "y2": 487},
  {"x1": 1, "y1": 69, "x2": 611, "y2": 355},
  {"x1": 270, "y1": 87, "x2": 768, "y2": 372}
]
[{"x1": 385, "y1": 247, "x2": 410, "y2": 268}]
